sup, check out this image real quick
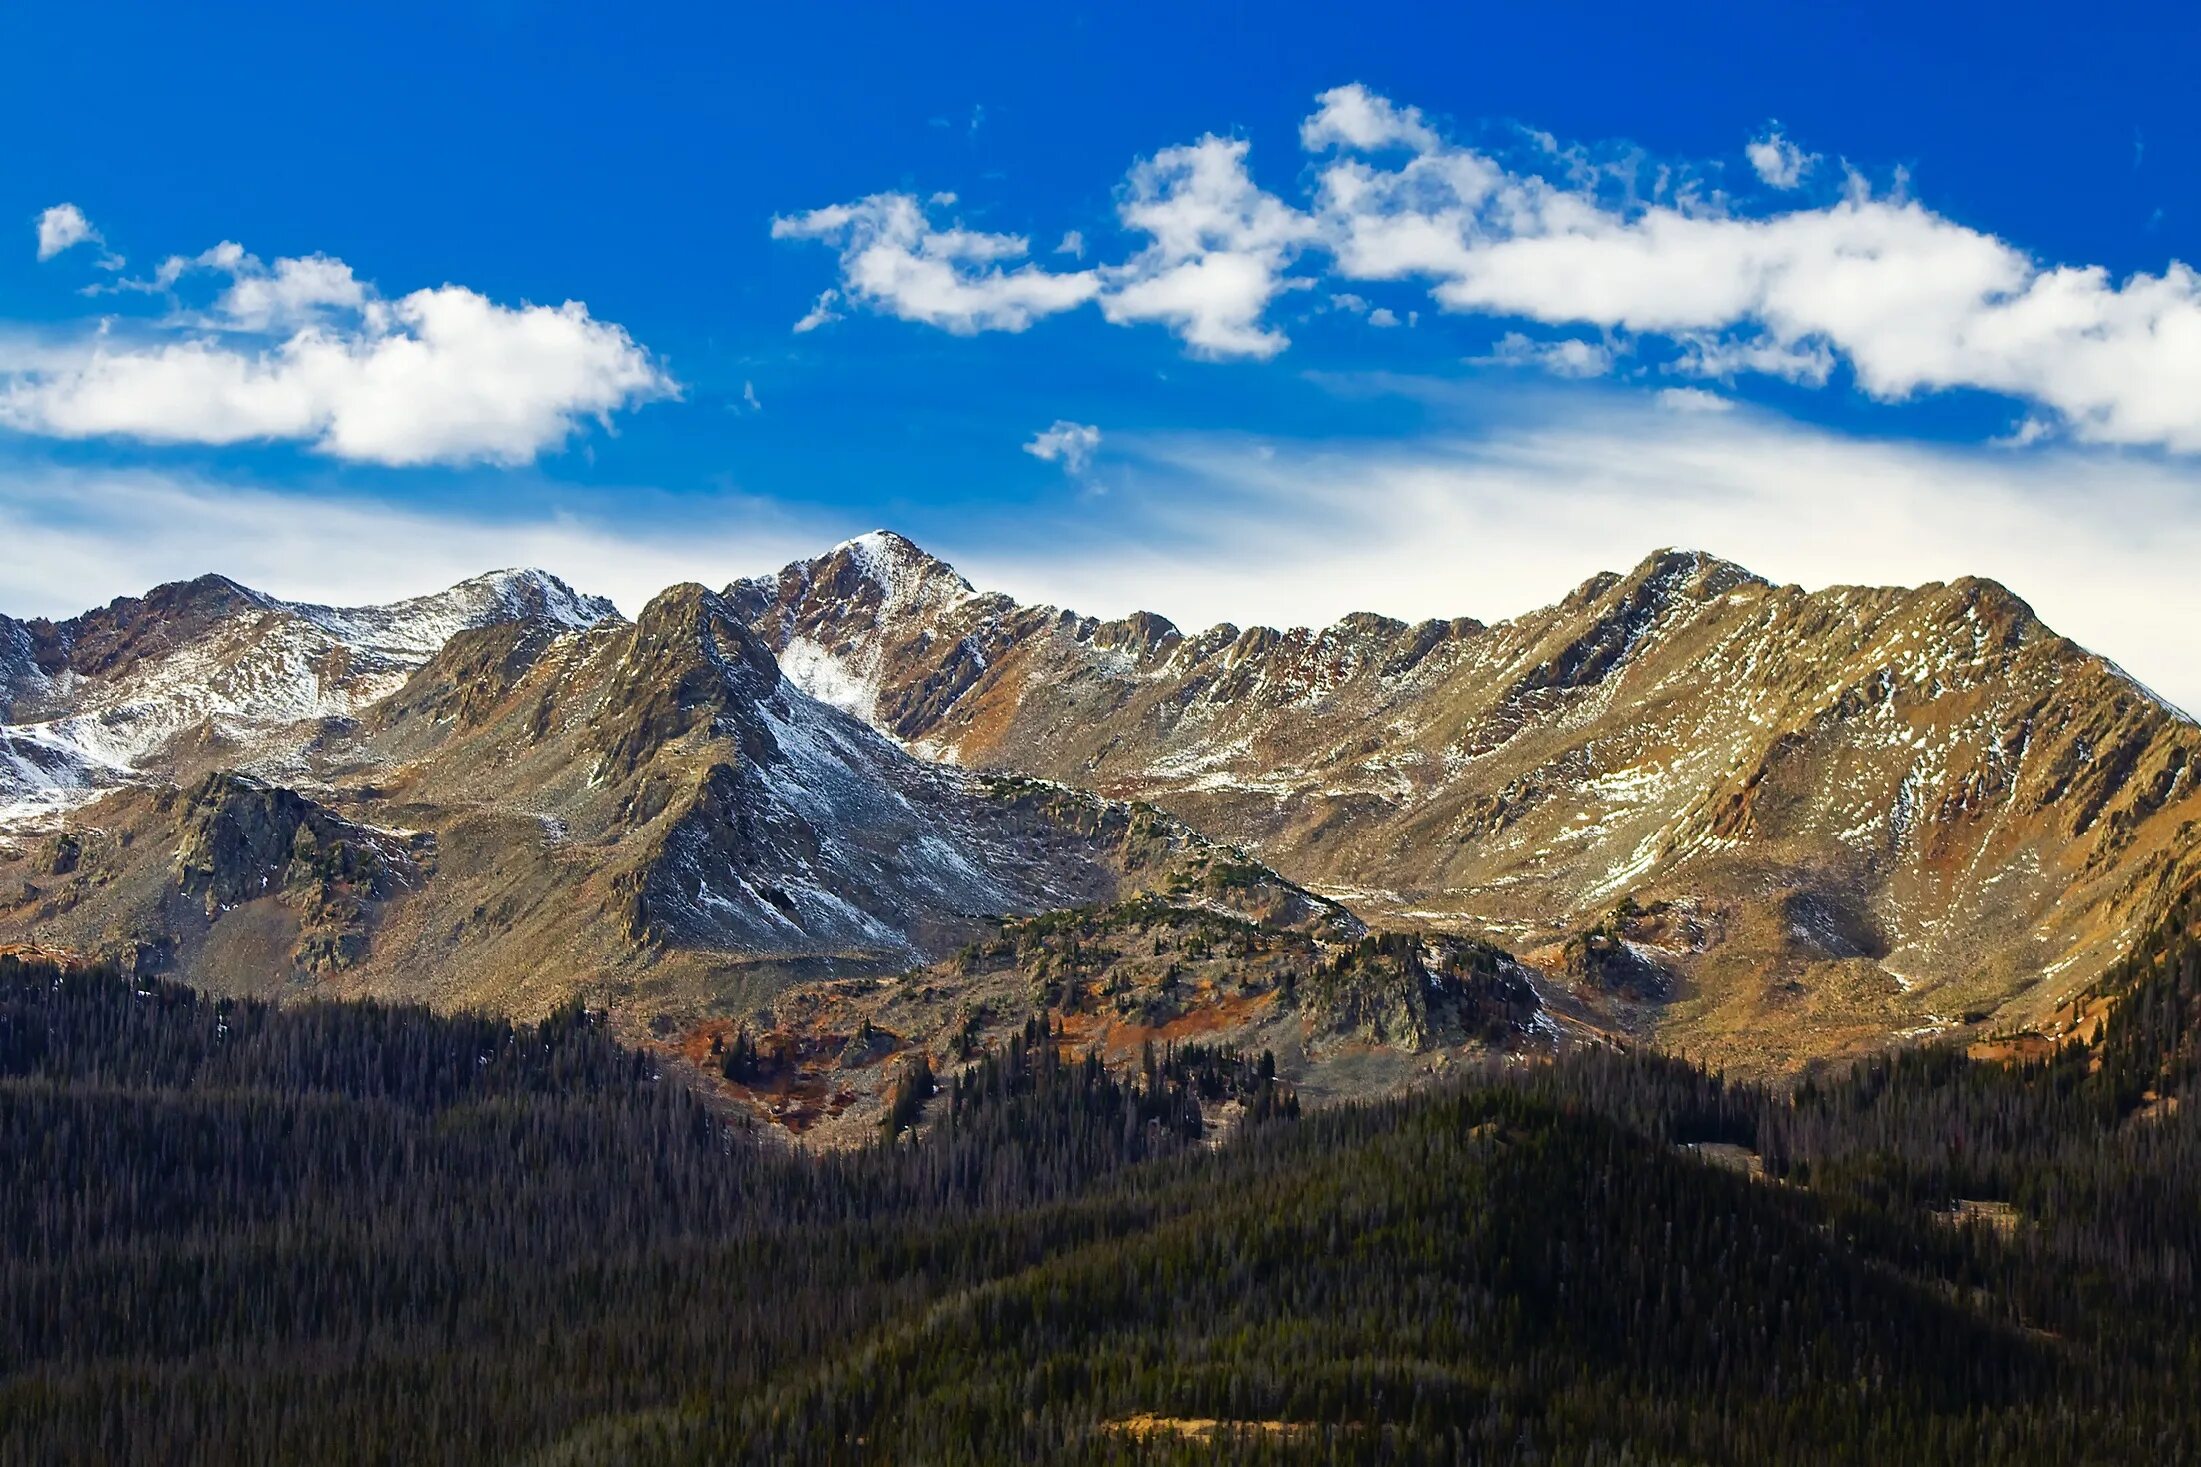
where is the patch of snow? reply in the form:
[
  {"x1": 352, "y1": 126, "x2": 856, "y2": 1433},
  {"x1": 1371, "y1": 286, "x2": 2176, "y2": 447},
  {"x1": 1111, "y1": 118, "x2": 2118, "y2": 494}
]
[{"x1": 778, "y1": 636, "x2": 883, "y2": 723}]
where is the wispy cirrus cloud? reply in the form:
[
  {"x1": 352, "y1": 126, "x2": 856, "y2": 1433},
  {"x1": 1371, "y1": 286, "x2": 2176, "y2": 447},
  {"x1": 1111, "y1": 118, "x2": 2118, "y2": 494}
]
[
  {"x1": 776, "y1": 82, "x2": 2201, "y2": 454},
  {"x1": 10, "y1": 381, "x2": 2201, "y2": 715},
  {"x1": 955, "y1": 385, "x2": 2201, "y2": 714}
]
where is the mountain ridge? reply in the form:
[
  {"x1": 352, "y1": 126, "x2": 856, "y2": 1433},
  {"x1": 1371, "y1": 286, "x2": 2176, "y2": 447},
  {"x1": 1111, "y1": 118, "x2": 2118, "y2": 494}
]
[
  {"x1": 1, "y1": 571, "x2": 1463, "y2": 1140},
  {"x1": 730, "y1": 532, "x2": 2201, "y2": 1072},
  {"x1": 5, "y1": 533, "x2": 2199, "y2": 1092}
]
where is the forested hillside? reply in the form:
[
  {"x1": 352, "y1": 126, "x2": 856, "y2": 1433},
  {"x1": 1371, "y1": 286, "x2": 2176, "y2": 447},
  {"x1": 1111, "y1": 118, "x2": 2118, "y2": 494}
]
[{"x1": 6, "y1": 920, "x2": 2201, "y2": 1464}]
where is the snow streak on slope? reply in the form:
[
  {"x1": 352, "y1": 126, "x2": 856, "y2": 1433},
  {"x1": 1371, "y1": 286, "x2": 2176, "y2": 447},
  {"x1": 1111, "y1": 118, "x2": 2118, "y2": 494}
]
[
  {"x1": 0, "y1": 570, "x2": 614, "y2": 826},
  {"x1": 730, "y1": 531, "x2": 977, "y2": 728}
]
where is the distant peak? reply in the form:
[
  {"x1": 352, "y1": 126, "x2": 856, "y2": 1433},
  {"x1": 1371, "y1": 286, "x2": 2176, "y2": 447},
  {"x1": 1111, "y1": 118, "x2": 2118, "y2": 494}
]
[
  {"x1": 1554, "y1": 549, "x2": 1764, "y2": 617},
  {"x1": 444, "y1": 567, "x2": 619, "y2": 629},
  {"x1": 144, "y1": 572, "x2": 276, "y2": 612},
  {"x1": 836, "y1": 528, "x2": 925, "y2": 557},
  {"x1": 1629, "y1": 547, "x2": 1767, "y2": 595}
]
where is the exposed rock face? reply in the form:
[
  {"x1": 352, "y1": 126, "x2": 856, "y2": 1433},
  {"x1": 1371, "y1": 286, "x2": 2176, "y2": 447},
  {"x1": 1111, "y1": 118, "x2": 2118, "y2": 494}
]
[
  {"x1": 733, "y1": 535, "x2": 2201, "y2": 1066},
  {"x1": 0, "y1": 577, "x2": 1336, "y2": 1028},
  {"x1": 9, "y1": 532, "x2": 2201, "y2": 1084},
  {"x1": 1295, "y1": 932, "x2": 1543, "y2": 1051},
  {"x1": 172, "y1": 772, "x2": 413, "y2": 974},
  {"x1": 0, "y1": 569, "x2": 616, "y2": 826}
]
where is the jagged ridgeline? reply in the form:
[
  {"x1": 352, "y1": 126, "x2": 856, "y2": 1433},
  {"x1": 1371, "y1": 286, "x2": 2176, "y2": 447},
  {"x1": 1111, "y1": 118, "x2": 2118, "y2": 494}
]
[
  {"x1": 6, "y1": 534, "x2": 2201, "y2": 1121},
  {"x1": 733, "y1": 533, "x2": 2201, "y2": 1070},
  {"x1": 0, "y1": 563, "x2": 1565, "y2": 1137},
  {"x1": 8, "y1": 941, "x2": 2201, "y2": 1463}
]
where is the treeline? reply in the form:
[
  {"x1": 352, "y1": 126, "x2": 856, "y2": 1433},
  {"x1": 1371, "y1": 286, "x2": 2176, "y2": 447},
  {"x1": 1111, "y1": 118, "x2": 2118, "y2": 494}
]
[{"x1": 6, "y1": 909, "x2": 2201, "y2": 1462}]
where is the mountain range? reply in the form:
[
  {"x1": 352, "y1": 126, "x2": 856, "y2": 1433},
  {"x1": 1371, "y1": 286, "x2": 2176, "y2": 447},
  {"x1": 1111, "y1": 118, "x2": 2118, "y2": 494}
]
[{"x1": 3, "y1": 530, "x2": 2194, "y2": 1126}]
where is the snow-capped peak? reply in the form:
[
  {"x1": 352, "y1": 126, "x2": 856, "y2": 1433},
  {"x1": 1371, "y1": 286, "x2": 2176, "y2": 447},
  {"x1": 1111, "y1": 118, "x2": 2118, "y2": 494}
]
[
  {"x1": 833, "y1": 530, "x2": 976, "y2": 611},
  {"x1": 0, "y1": 567, "x2": 622, "y2": 828},
  {"x1": 277, "y1": 568, "x2": 617, "y2": 661}
]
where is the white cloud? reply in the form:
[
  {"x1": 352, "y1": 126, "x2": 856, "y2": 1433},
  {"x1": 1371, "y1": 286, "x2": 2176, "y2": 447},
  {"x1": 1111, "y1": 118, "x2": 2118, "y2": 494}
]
[
  {"x1": 1023, "y1": 419, "x2": 1102, "y2": 475},
  {"x1": 1745, "y1": 126, "x2": 1814, "y2": 189},
  {"x1": 1056, "y1": 229, "x2": 1086, "y2": 259},
  {"x1": 15, "y1": 385, "x2": 2201, "y2": 715},
  {"x1": 792, "y1": 288, "x2": 843, "y2": 334},
  {"x1": 776, "y1": 137, "x2": 1312, "y2": 359},
  {"x1": 778, "y1": 82, "x2": 2201, "y2": 453},
  {"x1": 195, "y1": 247, "x2": 368, "y2": 331},
  {"x1": 1300, "y1": 83, "x2": 1442, "y2": 154},
  {"x1": 1330, "y1": 292, "x2": 1403, "y2": 327},
  {"x1": 1475, "y1": 331, "x2": 1615, "y2": 378},
  {"x1": 1673, "y1": 331, "x2": 1834, "y2": 385},
  {"x1": 1, "y1": 235, "x2": 671, "y2": 466},
  {"x1": 1995, "y1": 416, "x2": 2054, "y2": 448},
  {"x1": 1304, "y1": 90, "x2": 2201, "y2": 452},
  {"x1": 35, "y1": 204, "x2": 101, "y2": 262},
  {"x1": 770, "y1": 194, "x2": 1098, "y2": 333},
  {"x1": 1097, "y1": 135, "x2": 1314, "y2": 359},
  {"x1": 1655, "y1": 386, "x2": 1734, "y2": 412}
]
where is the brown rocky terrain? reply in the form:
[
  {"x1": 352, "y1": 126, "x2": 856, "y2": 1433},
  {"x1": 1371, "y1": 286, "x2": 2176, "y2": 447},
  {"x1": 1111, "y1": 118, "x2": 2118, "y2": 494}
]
[
  {"x1": 5, "y1": 528, "x2": 2196, "y2": 1131},
  {"x1": 0, "y1": 574, "x2": 1521, "y2": 1133},
  {"x1": 730, "y1": 532, "x2": 2201, "y2": 1072}
]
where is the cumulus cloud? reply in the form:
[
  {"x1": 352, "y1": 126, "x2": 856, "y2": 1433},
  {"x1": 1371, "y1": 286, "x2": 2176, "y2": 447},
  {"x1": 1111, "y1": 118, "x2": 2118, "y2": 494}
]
[
  {"x1": 1302, "y1": 97, "x2": 2201, "y2": 450},
  {"x1": 1299, "y1": 84, "x2": 1441, "y2": 153},
  {"x1": 779, "y1": 82, "x2": 2201, "y2": 452},
  {"x1": 1, "y1": 233, "x2": 671, "y2": 466},
  {"x1": 1098, "y1": 135, "x2": 1314, "y2": 358},
  {"x1": 1024, "y1": 419, "x2": 1102, "y2": 475},
  {"x1": 1328, "y1": 292, "x2": 1404, "y2": 327},
  {"x1": 1744, "y1": 126, "x2": 1814, "y2": 189},
  {"x1": 35, "y1": 204, "x2": 103, "y2": 262},
  {"x1": 775, "y1": 138, "x2": 1313, "y2": 359},
  {"x1": 179, "y1": 245, "x2": 368, "y2": 331}
]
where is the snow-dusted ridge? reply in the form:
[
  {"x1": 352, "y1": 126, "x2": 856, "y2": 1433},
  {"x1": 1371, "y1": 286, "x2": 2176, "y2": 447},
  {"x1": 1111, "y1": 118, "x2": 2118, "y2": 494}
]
[{"x1": 0, "y1": 568, "x2": 616, "y2": 827}]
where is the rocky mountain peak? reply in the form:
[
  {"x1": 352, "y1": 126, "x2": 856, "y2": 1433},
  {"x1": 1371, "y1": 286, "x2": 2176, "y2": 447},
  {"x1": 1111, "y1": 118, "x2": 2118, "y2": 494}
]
[
  {"x1": 0, "y1": 567, "x2": 625, "y2": 829},
  {"x1": 769, "y1": 530, "x2": 978, "y2": 617},
  {"x1": 627, "y1": 583, "x2": 781, "y2": 696},
  {"x1": 413, "y1": 567, "x2": 616, "y2": 632}
]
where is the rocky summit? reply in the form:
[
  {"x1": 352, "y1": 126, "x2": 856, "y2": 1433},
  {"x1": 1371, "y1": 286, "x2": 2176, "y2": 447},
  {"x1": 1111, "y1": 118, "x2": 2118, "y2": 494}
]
[{"x1": 1, "y1": 533, "x2": 2196, "y2": 1131}]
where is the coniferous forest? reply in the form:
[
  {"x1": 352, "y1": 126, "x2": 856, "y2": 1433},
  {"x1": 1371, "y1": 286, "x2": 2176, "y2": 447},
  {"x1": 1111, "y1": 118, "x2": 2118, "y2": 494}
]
[{"x1": 9, "y1": 895, "x2": 2201, "y2": 1464}]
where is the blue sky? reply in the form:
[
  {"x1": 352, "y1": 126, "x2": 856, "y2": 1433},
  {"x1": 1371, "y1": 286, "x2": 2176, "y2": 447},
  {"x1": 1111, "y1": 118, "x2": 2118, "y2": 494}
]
[{"x1": 8, "y1": 2, "x2": 2201, "y2": 703}]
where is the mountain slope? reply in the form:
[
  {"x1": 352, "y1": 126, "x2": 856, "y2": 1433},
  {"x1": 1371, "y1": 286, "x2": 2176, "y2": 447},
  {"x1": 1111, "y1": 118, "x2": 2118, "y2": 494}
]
[
  {"x1": 731, "y1": 533, "x2": 2201, "y2": 1067},
  {"x1": 0, "y1": 580, "x2": 1394, "y2": 1058},
  {"x1": 0, "y1": 569, "x2": 616, "y2": 824}
]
